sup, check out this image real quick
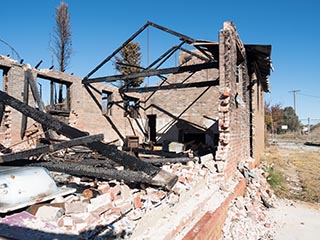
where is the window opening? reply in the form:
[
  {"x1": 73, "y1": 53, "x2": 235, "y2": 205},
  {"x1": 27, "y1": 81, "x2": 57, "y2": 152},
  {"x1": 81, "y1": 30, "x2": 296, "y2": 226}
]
[
  {"x1": 124, "y1": 97, "x2": 140, "y2": 118},
  {"x1": 147, "y1": 114, "x2": 156, "y2": 143},
  {"x1": 102, "y1": 90, "x2": 113, "y2": 116},
  {"x1": 36, "y1": 76, "x2": 71, "y2": 114}
]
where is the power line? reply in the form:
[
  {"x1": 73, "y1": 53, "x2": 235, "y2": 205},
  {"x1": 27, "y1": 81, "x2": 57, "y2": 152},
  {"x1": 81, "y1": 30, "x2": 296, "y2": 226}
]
[
  {"x1": 0, "y1": 38, "x2": 22, "y2": 61},
  {"x1": 297, "y1": 92, "x2": 320, "y2": 99}
]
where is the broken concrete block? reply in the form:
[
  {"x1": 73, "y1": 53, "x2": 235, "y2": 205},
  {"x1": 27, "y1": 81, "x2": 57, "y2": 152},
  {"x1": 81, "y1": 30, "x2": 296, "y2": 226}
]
[
  {"x1": 172, "y1": 182, "x2": 185, "y2": 195},
  {"x1": 35, "y1": 205, "x2": 64, "y2": 221},
  {"x1": 50, "y1": 196, "x2": 65, "y2": 204},
  {"x1": 120, "y1": 184, "x2": 131, "y2": 201},
  {"x1": 168, "y1": 142, "x2": 185, "y2": 153},
  {"x1": 90, "y1": 203, "x2": 113, "y2": 216},
  {"x1": 64, "y1": 195, "x2": 80, "y2": 203},
  {"x1": 60, "y1": 216, "x2": 74, "y2": 227},
  {"x1": 216, "y1": 161, "x2": 225, "y2": 173},
  {"x1": 200, "y1": 153, "x2": 214, "y2": 162},
  {"x1": 65, "y1": 202, "x2": 88, "y2": 214},
  {"x1": 109, "y1": 184, "x2": 121, "y2": 201},
  {"x1": 27, "y1": 203, "x2": 65, "y2": 216},
  {"x1": 89, "y1": 193, "x2": 112, "y2": 211},
  {"x1": 114, "y1": 201, "x2": 133, "y2": 214},
  {"x1": 203, "y1": 160, "x2": 217, "y2": 174}
]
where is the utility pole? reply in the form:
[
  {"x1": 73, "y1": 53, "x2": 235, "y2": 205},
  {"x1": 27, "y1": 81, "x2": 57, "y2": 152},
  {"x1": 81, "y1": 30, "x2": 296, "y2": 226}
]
[{"x1": 289, "y1": 90, "x2": 300, "y2": 114}]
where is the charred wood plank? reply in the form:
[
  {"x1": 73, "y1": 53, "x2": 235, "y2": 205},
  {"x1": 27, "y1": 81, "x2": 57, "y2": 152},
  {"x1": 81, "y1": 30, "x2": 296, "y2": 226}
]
[
  {"x1": 0, "y1": 90, "x2": 178, "y2": 189},
  {"x1": 29, "y1": 161, "x2": 152, "y2": 184},
  {"x1": 123, "y1": 80, "x2": 219, "y2": 93},
  {"x1": 20, "y1": 75, "x2": 29, "y2": 139},
  {"x1": 83, "y1": 62, "x2": 218, "y2": 84},
  {"x1": 26, "y1": 69, "x2": 52, "y2": 139},
  {"x1": 122, "y1": 147, "x2": 187, "y2": 158},
  {"x1": 0, "y1": 134, "x2": 104, "y2": 163},
  {"x1": 0, "y1": 102, "x2": 4, "y2": 124}
]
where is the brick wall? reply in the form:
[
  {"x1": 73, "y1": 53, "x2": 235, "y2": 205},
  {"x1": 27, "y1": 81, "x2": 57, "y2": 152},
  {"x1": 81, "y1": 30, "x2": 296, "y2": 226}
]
[
  {"x1": 215, "y1": 22, "x2": 251, "y2": 178},
  {"x1": 144, "y1": 52, "x2": 220, "y2": 147},
  {"x1": 0, "y1": 56, "x2": 145, "y2": 149}
]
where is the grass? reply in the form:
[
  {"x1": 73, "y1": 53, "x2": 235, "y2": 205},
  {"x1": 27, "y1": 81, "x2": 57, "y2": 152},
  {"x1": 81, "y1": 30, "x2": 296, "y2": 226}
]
[
  {"x1": 262, "y1": 144, "x2": 320, "y2": 203},
  {"x1": 291, "y1": 152, "x2": 320, "y2": 202}
]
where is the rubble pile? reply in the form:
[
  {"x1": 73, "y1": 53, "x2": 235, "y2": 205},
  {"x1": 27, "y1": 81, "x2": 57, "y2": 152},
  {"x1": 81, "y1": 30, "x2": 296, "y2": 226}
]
[
  {"x1": 222, "y1": 167, "x2": 276, "y2": 240},
  {"x1": 0, "y1": 157, "x2": 218, "y2": 239}
]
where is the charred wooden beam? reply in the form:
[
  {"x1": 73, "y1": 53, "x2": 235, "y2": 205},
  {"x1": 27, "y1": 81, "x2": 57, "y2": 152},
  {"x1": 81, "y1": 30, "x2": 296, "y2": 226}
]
[
  {"x1": 26, "y1": 69, "x2": 53, "y2": 139},
  {"x1": 83, "y1": 62, "x2": 218, "y2": 84},
  {"x1": 0, "y1": 102, "x2": 4, "y2": 125},
  {"x1": 123, "y1": 79, "x2": 219, "y2": 93},
  {"x1": 148, "y1": 21, "x2": 195, "y2": 44},
  {"x1": 20, "y1": 75, "x2": 29, "y2": 139},
  {"x1": 179, "y1": 47, "x2": 212, "y2": 62},
  {"x1": 27, "y1": 69, "x2": 46, "y2": 112},
  {"x1": 122, "y1": 147, "x2": 187, "y2": 158},
  {"x1": 0, "y1": 134, "x2": 104, "y2": 163},
  {"x1": 83, "y1": 21, "x2": 196, "y2": 81},
  {"x1": 29, "y1": 160, "x2": 152, "y2": 184},
  {"x1": 83, "y1": 22, "x2": 150, "y2": 80},
  {"x1": 0, "y1": 90, "x2": 178, "y2": 189}
]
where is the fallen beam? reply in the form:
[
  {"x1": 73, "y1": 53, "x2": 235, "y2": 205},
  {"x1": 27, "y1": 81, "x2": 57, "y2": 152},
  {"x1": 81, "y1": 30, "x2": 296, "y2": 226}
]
[
  {"x1": 29, "y1": 161, "x2": 152, "y2": 184},
  {"x1": 0, "y1": 90, "x2": 178, "y2": 189},
  {"x1": 0, "y1": 134, "x2": 104, "y2": 163}
]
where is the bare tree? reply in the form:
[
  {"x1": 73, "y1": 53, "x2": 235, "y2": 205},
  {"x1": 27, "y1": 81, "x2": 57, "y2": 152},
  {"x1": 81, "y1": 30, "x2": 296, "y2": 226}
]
[{"x1": 51, "y1": 2, "x2": 72, "y2": 103}]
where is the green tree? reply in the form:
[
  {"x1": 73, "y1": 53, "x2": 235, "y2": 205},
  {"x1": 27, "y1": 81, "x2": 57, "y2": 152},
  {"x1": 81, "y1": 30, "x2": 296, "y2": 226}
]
[
  {"x1": 115, "y1": 42, "x2": 143, "y2": 87},
  {"x1": 282, "y1": 106, "x2": 300, "y2": 131},
  {"x1": 265, "y1": 102, "x2": 284, "y2": 133}
]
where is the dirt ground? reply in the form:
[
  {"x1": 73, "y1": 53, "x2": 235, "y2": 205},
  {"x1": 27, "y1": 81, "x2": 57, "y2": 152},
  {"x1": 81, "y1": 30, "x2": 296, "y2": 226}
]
[{"x1": 265, "y1": 136, "x2": 320, "y2": 239}]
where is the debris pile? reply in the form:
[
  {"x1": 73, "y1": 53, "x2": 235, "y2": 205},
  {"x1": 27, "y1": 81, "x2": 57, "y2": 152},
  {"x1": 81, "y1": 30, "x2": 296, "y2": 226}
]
[
  {"x1": 222, "y1": 167, "x2": 276, "y2": 240},
  {"x1": 0, "y1": 156, "x2": 219, "y2": 239}
]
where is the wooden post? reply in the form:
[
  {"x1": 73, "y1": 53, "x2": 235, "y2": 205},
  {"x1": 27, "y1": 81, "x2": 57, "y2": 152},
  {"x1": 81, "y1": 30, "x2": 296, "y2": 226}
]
[{"x1": 20, "y1": 75, "x2": 29, "y2": 139}]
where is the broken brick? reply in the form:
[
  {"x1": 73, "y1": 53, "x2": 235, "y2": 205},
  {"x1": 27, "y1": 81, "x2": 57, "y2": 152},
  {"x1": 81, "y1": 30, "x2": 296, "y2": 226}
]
[{"x1": 133, "y1": 194, "x2": 143, "y2": 209}]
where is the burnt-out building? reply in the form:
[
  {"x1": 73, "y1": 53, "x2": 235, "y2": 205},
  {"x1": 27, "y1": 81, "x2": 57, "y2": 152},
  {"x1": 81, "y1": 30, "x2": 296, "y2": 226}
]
[{"x1": 0, "y1": 21, "x2": 271, "y2": 176}]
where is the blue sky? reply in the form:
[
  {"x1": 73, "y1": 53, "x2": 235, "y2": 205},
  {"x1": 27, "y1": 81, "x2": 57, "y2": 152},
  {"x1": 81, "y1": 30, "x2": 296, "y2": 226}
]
[{"x1": 0, "y1": 0, "x2": 319, "y2": 122}]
